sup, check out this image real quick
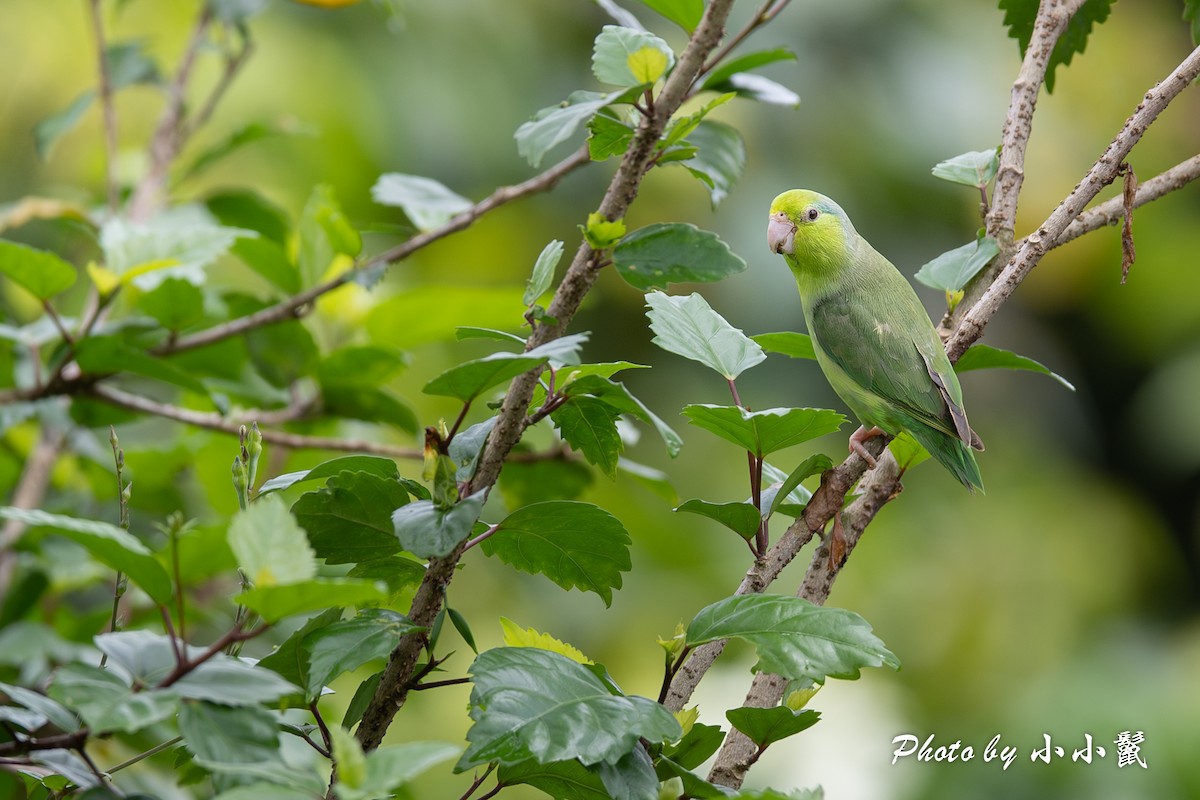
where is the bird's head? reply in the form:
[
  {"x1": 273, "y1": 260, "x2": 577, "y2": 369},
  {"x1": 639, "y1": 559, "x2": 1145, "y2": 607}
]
[{"x1": 768, "y1": 189, "x2": 858, "y2": 275}]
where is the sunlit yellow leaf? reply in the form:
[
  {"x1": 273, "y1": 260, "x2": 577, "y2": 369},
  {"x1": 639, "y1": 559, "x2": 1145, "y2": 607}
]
[
  {"x1": 87, "y1": 262, "x2": 120, "y2": 297},
  {"x1": 674, "y1": 706, "x2": 699, "y2": 738},
  {"x1": 627, "y1": 46, "x2": 668, "y2": 84},
  {"x1": 500, "y1": 617, "x2": 593, "y2": 664}
]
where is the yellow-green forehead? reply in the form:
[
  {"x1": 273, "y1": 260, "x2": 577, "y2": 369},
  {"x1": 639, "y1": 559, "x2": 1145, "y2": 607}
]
[{"x1": 769, "y1": 189, "x2": 819, "y2": 216}]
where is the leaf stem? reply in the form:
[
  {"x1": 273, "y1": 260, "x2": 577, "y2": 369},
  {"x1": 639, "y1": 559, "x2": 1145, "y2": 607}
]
[
  {"x1": 105, "y1": 735, "x2": 183, "y2": 774},
  {"x1": 457, "y1": 763, "x2": 497, "y2": 800},
  {"x1": 462, "y1": 524, "x2": 500, "y2": 553}
]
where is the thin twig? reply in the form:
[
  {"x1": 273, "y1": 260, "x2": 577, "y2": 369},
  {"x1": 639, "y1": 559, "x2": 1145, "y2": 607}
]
[
  {"x1": 179, "y1": 28, "x2": 254, "y2": 142},
  {"x1": 700, "y1": 0, "x2": 791, "y2": 77},
  {"x1": 87, "y1": 0, "x2": 120, "y2": 214},
  {"x1": 159, "y1": 145, "x2": 592, "y2": 356},
  {"x1": 155, "y1": 621, "x2": 270, "y2": 689},
  {"x1": 105, "y1": 735, "x2": 183, "y2": 774},
  {"x1": 457, "y1": 763, "x2": 498, "y2": 800}
]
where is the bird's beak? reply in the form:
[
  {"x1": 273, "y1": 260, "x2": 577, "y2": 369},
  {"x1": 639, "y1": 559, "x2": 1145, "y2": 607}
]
[{"x1": 767, "y1": 212, "x2": 796, "y2": 255}]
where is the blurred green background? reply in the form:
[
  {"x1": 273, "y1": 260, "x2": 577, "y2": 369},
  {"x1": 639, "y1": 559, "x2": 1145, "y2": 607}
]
[{"x1": 1, "y1": 0, "x2": 1198, "y2": 798}]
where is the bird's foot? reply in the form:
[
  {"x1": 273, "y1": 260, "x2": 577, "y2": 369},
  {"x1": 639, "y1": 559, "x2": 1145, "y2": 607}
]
[{"x1": 849, "y1": 425, "x2": 885, "y2": 468}]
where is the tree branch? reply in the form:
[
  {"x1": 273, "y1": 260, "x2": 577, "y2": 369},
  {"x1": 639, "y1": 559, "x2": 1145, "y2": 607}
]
[
  {"x1": 0, "y1": 427, "x2": 68, "y2": 602},
  {"x1": 1052, "y1": 153, "x2": 1200, "y2": 248},
  {"x1": 158, "y1": 145, "x2": 592, "y2": 356},
  {"x1": 353, "y1": 0, "x2": 739, "y2": 753},
  {"x1": 949, "y1": 44, "x2": 1200, "y2": 360},
  {"x1": 88, "y1": 0, "x2": 120, "y2": 214},
  {"x1": 88, "y1": 383, "x2": 422, "y2": 460}
]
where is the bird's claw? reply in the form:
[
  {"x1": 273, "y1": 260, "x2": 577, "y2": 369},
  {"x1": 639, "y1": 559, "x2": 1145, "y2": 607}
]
[{"x1": 849, "y1": 425, "x2": 885, "y2": 468}]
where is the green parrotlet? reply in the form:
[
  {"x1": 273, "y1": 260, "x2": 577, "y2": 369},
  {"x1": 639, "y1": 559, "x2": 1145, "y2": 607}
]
[{"x1": 767, "y1": 189, "x2": 984, "y2": 491}]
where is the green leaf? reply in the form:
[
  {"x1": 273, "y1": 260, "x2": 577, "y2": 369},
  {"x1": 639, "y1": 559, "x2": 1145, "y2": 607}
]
[
  {"x1": 0, "y1": 240, "x2": 77, "y2": 299},
  {"x1": 0, "y1": 508, "x2": 172, "y2": 605},
  {"x1": 292, "y1": 471, "x2": 414, "y2": 565},
  {"x1": 136, "y1": 277, "x2": 205, "y2": 331},
  {"x1": 75, "y1": 335, "x2": 209, "y2": 395},
  {"x1": 498, "y1": 758, "x2": 611, "y2": 800},
  {"x1": 581, "y1": 212, "x2": 627, "y2": 250},
  {"x1": 34, "y1": 90, "x2": 94, "y2": 160},
  {"x1": 424, "y1": 333, "x2": 588, "y2": 402},
  {"x1": 675, "y1": 498, "x2": 760, "y2": 540},
  {"x1": 592, "y1": 26, "x2": 675, "y2": 87},
  {"x1": 178, "y1": 701, "x2": 284, "y2": 776},
  {"x1": 236, "y1": 578, "x2": 388, "y2": 623},
  {"x1": 587, "y1": 111, "x2": 634, "y2": 161},
  {"x1": 702, "y1": 47, "x2": 796, "y2": 90},
  {"x1": 371, "y1": 173, "x2": 473, "y2": 231},
  {"x1": 999, "y1": 0, "x2": 1116, "y2": 93},
  {"x1": 551, "y1": 396, "x2": 623, "y2": 479},
  {"x1": 639, "y1": 0, "x2": 704, "y2": 31},
  {"x1": 181, "y1": 119, "x2": 313, "y2": 183},
  {"x1": 683, "y1": 405, "x2": 845, "y2": 458},
  {"x1": 257, "y1": 607, "x2": 343, "y2": 697},
  {"x1": 524, "y1": 239, "x2": 563, "y2": 306},
  {"x1": 172, "y1": 658, "x2": 301, "y2": 706},
  {"x1": 482, "y1": 501, "x2": 632, "y2": 606},
  {"x1": 48, "y1": 663, "x2": 177, "y2": 733},
  {"x1": 913, "y1": 235, "x2": 1000, "y2": 293},
  {"x1": 663, "y1": 722, "x2": 725, "y2": 770},
  {"x1": 752, "y1": 331, "x2": 816, "y2": 361},
  {"x1": 297, "y1": 184, "x2": 361, "y2": 289},
  {"x1": 931, "y1": 148, "x2": 1000, "y2": 187},
  {"x1": 321, "y1": 386, "x2": 419, "y2": 432},
  {"x1": 516, "y1": 91, "x2": 617, "y2": 168},
  {"x1": 94, "y1": 630, "x2": 184, "y2": 685},
  {"x1": 766, "y1": 454, "x2": 831, "y2": 517},
  {"x1": 303, "y1": 609, "x2": 423, "y2": 698},
  {"x1": 726, "y1": 706, "x2": 820, "y2": 748},
  {"x1": 230, "y1": 237, "x2": 299, "y2": 294},
  {"x1": 712, "y1": 73, "x2": 799, "y2": 106},
  {"x1": 596, "y1": 747, "x2": 659, "y2": 800},
  {"x1": 0, "y1": 681, "x2": 81, "y2": 732},
  {"x1": 655, "y1": 757, "x2": 729, "y2": 799},
  {"x1": 459, "y1": 647, "x2": 681, "y2": 769},
  {"x1": 329, "y1": 725, "x2": 367, "y2": 790},
  {"x1": 100, "y1": 215, "x2": 252, "y2": 290},
  {"x1": 205, "y1": 189, "x2": 291, "y2": 246},
  {"x1": 341, "y1": 670, "x2": 382, "y2": 728},
  {"x1": 392, "y1": 491, "x2": 487, "y2": 558},
  {"x1": 347, "y1": 556, "x2": 426, "y2": 595},
  {"x1": 564, "y1": 374, "x2": 683, "y2": 457},
  {"x1": 367, "y1": 285, "x2": 527, "y2": 348},
  {"x1": 613, "y1": 223, "x2": 745, "y2": 291},
  {"x1": 954, "y1": 343, "x2": 1075, "y2": 390},
  {"x1": 888, "y1": 431, "x2": 931, "y2": 471},
  {"x1": 105, "y1": 40, "x2": 162, "y2": 88},
  {"x1": 260, "y1": 455, "x2": 400, "y2": 494},
  {"x1": 456, "y1": 326, "x2": 526, "y2": 344},
  {"x1": 339, "y1": 742, "x2": 461, "y2": 800},
  {"x1": 645, "y1": 291, "x2": 765, "y2": 380},
  {"x1": 227, "y1": 495, "x2": 316, "y2": 587},
  {"x1": 682, "y1": 120, "x2": 746, "y2": 207},
  {"x1": 449, "y1": 416, "x2": 496, "y2": 482},
  {"x1": 618, "y1": 458, "x2": 678, "y2": 503},
  {"x1": 1187, "y1": 0, "x2": 1200, "y2": 46},
  {"x1": 498, "y1": 457, "x2": 594, "y2": 508},
  {"x1": 686, "y1": 594, "x2": 900, "y2": 683}
]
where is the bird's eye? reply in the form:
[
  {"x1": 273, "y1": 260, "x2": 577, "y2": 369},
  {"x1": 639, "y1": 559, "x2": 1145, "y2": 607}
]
[{"x1": 805, "y1": 207, "x2": 820, "y2": 222}]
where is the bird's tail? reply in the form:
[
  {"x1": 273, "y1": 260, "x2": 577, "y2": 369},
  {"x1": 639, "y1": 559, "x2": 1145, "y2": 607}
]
[{"x1": 906, "y1": 424, "x2": 984, "y2": 493}]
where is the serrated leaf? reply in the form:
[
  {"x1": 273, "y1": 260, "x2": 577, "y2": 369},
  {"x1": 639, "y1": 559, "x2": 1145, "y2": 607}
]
[
  {"x1": 236, "y1": 578, "x2": 388, "y2": 623},
  {"x1": 94, "y1": 630, "x2": 190, "y2": 686},
  {"x1": 339, "y1": 742, "x2": 461, "y2": 800},
  {"x1": 227, "y1": 495, "x2": 316, "y2": 587},
  {"x1": 999, "y1": 0, "x2": 1116, "y2": 93},
  {"x1": 683, "y1": 405, "x2": 845, "y2": 458},
  {"x1": 752, "y1": 331, "x2": 816, "y2": 360},
  {"x1": 292, "y1": 471, "x2": 414, "y2": 565},
  {"x1": 551, "y1": 396, "x2": 623, "y2": 479},
  {"x1": 564, "y1": 374, "x2": 682, "y2": 457},
  {"x1": 524, "y1": 239, "x2": 564, "y2": 306},
  {"x1": 596, "y1": 746, "x2": 659, "y2": 800},
  {"x1": 459, "y1": 647, "x2": 681, "y2": 769},
  {"x1": 424, "y1": 334, "x2": 588, "y2": 402},
  {"x1": 686, "y1": 594, "x2": 899, "y2": 683},
  {"x1": 639, "y1": 0, "x2": 704, "y2": 31},
  {"x1": 137, "y1": 277, "x2": 205, "y2": 331},
  {"x1": 593, "y1": 26, "x2": 675, "y2": 87},
  {"x1": 954, "y1": 343, "x2": 1075, "y2": 390},
  {"x1": 257, "y1": 606, "x2": 343, "y2": 697},
  {"x1": 0, "y1": 508, "x2": 172, "y2": 605},
  {"x1": 178, "y1": 701, "x2": 284, "y2": 777},
  {"x1": 726, "y1": 706, "x2": 820, "y2": 748},
  {"x1": 682, "y1": 120, "x2": 746, "y2": 207},
  {"x1": 588, "y1": 111, "x2": 634, "y2": 161},
  {"x1": 516, "y1": 91, "x2": 617, "y2": 168},
  {"x1": 371, "y1": 173, "x2": 473, "y2": 231},
  {"x1": 663, "y1": 722, "x2": 724, "y2": 770},
  {"x1": 482, "y1": 501, "x2": 631, "y2": 606},
  {"x1": 48, "y1": 663, "x2": 177, "y2": 733},
  {"x1": 931, "y1": 148, "x2": 1000, "y2": 187},
  {"x1": 0, "y1": 240, "x2": 77, "y2": 299},
  {"x1": 614, "y1": 223, "x2": 745, "y2": 291},
  {"x1": 675, "y1": 499, "x2": 761, "y2": 541},
  {"x1": 100, "y1": 214, "x2": 252, "y2": 290},
  {"x1": 498, "y1": 455, "x2": 594, "y2": 508},
  {"x1": 500, "y1": 617, "x2": 593, "y2": 664},
  {"x1": 392, "y1": 491, "x2": 486, "y2": 558},
  {"x1": 498, "y1": 758, "x2": 611, "y2": 800},
  {"x1": 655, "y1": 756, "x2": 729, "y2": 799},
  {"x1": 702, "y1": 47, "x2": 797, "y2": 90},
  {"x1": 582, "y1": 212, "x2": 627, "y2": 250},
  {"x1": 913, "y1": 235, "x2": 999, "y2": 293},
  {"x1": 645, "y1": 291, "x2": 764, "y2": 379},
  {"x1": 303, "y1": 609, "x2": 422, "y2": 697}
]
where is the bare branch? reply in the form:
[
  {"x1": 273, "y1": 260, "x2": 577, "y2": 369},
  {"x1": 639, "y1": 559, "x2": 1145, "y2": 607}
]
[
  {"x1": 89, "y1": 384, "x2": 422, "y2": 460},
  {"x1": 700, "y1": 0, "x2": 792, "y2": 77},
  {"x1": 949, "y1": 44, "x2": 1200, "y2": 361},
  {"x1": 88, "y1": 0, "x2": 120, "y2": 214},
  {"x1": 158, "y1": 144, "x2": 592, "y2": 356},
  {"x1": 354, "y1": 0, "x2": 740, "y2": 753},
  {"x1": 0, "y1": 427, "x2": 68, "y2": 599},
  {"x1": 1053, "y1": 154, "x2": 1200, "y2": 248}
]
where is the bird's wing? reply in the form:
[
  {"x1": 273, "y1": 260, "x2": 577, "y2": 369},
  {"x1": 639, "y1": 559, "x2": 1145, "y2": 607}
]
[{"x1": 810, "y1": 291, "x2": 962, "y2": 441}]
